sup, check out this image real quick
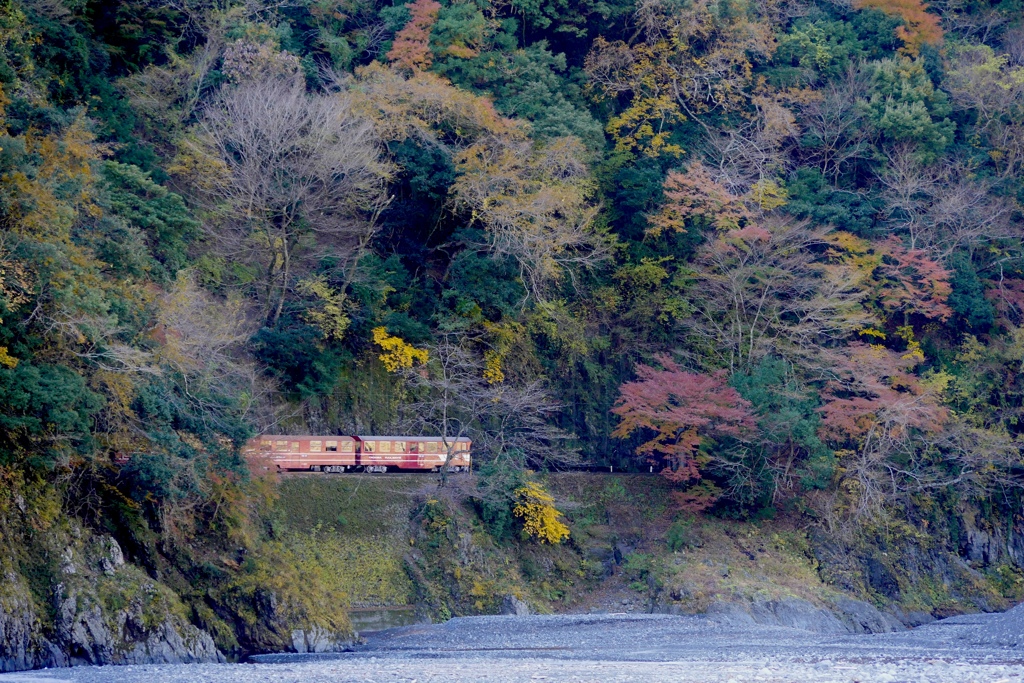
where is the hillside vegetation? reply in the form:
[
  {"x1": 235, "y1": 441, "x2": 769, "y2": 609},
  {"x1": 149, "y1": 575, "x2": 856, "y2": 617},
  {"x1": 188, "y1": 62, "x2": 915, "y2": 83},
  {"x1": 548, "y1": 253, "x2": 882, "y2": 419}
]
[{"x1": 2, "y1": 0, "x2": 1024, "y2": 667}]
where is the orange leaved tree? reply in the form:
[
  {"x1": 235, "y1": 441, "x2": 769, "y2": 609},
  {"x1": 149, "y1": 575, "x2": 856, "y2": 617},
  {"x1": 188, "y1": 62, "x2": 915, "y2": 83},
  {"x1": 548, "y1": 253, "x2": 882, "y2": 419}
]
[
  {"x1": 387, "y1": 0, "x2": 442, "y2": 72},
  {"x1": 853, "y1": 0, "x2": 943, "y2": 56}
]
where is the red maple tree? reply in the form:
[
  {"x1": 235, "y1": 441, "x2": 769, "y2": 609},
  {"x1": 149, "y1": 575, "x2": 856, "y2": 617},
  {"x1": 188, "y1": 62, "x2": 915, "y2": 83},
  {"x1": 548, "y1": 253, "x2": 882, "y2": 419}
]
[
  {"x1": 877, "y1": 237, "x2": 953, "y2": 321},
  {"x1": 649, "y1": 162, "x2": 753, "y2": 236},
  {"x1": 612, "y1": 356, "x2": 757, "y2": 487},
  {"x1": 818, "y1": 343, "x2": 948, "y2": 442}
]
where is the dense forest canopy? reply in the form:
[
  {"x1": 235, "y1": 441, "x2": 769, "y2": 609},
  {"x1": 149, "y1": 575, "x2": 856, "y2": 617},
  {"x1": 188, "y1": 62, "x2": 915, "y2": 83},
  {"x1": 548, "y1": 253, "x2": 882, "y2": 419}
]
[{"x1": 1, "y1": 0, "x2": 1024, "y2": 545}]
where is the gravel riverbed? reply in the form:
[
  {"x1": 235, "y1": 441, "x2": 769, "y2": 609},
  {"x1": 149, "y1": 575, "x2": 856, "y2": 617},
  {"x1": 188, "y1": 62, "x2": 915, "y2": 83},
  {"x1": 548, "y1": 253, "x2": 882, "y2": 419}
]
[{"x1": 4, "y1": 609, "x2": 1024, "y2": 682}]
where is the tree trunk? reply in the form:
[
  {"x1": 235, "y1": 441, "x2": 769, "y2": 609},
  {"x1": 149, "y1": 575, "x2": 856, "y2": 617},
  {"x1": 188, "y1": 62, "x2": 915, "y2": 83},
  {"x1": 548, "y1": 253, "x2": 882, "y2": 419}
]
[{"x1": 270, "y1": 241, "x2": 290, "y2": 327}]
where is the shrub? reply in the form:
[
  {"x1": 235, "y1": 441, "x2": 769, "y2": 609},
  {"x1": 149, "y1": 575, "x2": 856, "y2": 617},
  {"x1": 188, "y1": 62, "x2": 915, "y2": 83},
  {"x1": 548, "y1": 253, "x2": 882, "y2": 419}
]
[{"x1": 513, "y1": 481, "x2": 570, "y2": 544}]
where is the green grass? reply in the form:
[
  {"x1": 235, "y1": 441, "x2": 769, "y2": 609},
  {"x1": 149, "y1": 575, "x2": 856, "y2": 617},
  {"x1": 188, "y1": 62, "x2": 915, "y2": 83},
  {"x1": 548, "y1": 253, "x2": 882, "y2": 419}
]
[
  {"x1": 277, "y1": 475, "x2": 428, "y2": 537},
  {"x1": 273, "y1": 476, "x2": 429, "y2": 607}
]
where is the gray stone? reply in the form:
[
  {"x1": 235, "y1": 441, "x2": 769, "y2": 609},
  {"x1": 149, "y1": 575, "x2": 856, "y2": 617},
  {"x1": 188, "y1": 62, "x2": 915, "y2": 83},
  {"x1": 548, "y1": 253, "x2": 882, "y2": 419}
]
[
  {"x1": 892, "y1": 608, "x2": 935, "y2": 627},
  {"x1": 499, "y1": 595, "x2": 531, "y2": 616},
  {"x1": 50, "y1": 574, "x2": 222, "y2": 669},
  {"x1": 97, "y1": 536, "x2": 124, "y2": 577},
  {"x1": 291, "y1": 626, "x2": 348, "y2": 654},
  {"x1": 704, "y1": 601, "x2": 757, "y2": 627},
  {"x1": 0, "y1": 574, "x2": 65, "y2": 672},
  {"x1": 59, "y1": 548, "x2": 76, "y2": 576},
  {"x1": 121, "y1": 619, "x2": 222, "y2": 665},
  {"x1": 761, "y1": 597, "x2": 849, "y2": 634}
]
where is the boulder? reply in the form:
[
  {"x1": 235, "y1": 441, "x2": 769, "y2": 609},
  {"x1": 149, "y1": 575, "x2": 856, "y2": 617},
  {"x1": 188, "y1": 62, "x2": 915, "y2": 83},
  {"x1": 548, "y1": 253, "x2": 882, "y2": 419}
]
[
  {"x1": 291, "y1": 626, "x2": 350, "y2": 654},
  {"x1": 499, "y1": 595, "x2": 532, "y2": 616}
]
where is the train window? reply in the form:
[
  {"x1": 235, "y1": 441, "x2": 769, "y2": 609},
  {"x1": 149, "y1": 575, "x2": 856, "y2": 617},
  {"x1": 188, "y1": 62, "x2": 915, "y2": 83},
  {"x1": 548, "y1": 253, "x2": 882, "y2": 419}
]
[
  {"x1": 326, "y1": 440, "x2": 338, "y2": 452},
  {"x1": 379, "y1": 441, "x2": 392, "y2": 453},
  {"x1": 291, "y1": 442, "x2": 300, "y2": 452},
  {"x1": 426, "y1": 442, "x2": 438, "y2": 453},
  {"x1": 275, "y1": 440, "x2": 288, "y2": 451},
  {"x1": 394, "y1": 441, "x2": 406, "y2": 453},
  {"x1": 363, "y1": 441, "x2": 375, "y2": 453},
  {"x1": 310, "y1": 440, "x2": 322, "y2": 452},
  {"x1": 341, "y1": 441, "x2": 353, "y2": 452},
  {"x1": 260, "y1": 441, "x2": 271, "y2": 451}
]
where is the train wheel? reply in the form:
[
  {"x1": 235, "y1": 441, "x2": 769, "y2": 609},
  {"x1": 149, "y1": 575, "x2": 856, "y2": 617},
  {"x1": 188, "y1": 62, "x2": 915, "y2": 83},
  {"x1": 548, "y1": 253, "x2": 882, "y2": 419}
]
[{"x1": 311, "y1": 465, "x2": 321, "y2": 472}]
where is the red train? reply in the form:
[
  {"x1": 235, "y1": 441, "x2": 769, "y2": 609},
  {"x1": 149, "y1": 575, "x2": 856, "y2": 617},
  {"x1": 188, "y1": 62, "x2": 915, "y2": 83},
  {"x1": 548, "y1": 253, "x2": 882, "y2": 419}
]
[{"x1": 243, "y1": 435, "x2": 472, "y2": 473}]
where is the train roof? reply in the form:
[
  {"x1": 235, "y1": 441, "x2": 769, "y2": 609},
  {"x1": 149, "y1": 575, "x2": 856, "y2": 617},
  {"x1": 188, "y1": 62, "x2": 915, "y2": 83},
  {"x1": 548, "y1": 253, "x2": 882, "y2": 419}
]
[
  {"x1": 252, "y1": 434, "x2": 470, "y2": 442},
  {"x1": 256, "y1": 434, "x2": 356, "y2": 440},
  {"x1": 357, "y1": 435, "x2": 470, "y2": 442}
]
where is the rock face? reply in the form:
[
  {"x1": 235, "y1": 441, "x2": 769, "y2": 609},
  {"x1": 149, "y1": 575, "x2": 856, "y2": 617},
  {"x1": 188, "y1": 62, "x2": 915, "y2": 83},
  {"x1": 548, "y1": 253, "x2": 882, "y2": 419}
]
[
  {"x1": 121, "y1": 620, "x2": 222, "y2": 665},
  {"x1": 53, "y1": 582, "x2": 222, "y2": 666},
  {"x1": 0, "y1": 573, "x2": 67, "y2": 672},
  {"x1": 290, "y1": 626, "x2": 351, "y2": 654},
  {"x1": 829, "y1": 596, "x2": 905, "y2": 634},
  {"x1": 706, "y1": 596, "x2": 903, "y2": 635},
  {"x1": 0, "y1": 536, "x2": 223, "y2": 672}
]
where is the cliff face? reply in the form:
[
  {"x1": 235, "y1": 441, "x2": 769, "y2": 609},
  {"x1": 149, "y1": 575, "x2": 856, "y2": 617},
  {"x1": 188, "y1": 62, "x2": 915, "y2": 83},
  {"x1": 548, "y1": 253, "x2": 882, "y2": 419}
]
[
  {"x1": 0, "y1": 534, "x2": 222, "y2": 673},
  {"x1": 0, "y1": 574, "x2": 64, "y2": 672}
]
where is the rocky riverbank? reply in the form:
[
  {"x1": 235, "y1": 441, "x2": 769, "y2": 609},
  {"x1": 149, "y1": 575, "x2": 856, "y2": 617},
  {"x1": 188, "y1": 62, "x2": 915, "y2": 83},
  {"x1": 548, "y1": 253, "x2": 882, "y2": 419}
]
[
  {"x1": 0, "y1": 534, "x2": 221, "y2": 672},
  {"x1": 7, "y1": 609, "x2": 1024, "y2": 682}
]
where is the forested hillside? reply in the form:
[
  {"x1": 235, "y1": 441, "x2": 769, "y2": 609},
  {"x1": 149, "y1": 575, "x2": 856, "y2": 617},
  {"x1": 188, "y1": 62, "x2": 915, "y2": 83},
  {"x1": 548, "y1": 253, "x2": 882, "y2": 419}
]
[{"x1": 2, "y1": 0, "x2": 1024, "y2": 666}]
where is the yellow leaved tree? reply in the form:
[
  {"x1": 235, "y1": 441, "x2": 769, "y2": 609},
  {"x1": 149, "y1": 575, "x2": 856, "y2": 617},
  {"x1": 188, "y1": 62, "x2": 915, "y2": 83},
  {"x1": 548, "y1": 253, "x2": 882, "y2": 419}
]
[
  {"x1": 513, "y1": 481, "x2": 570, "y2": 544},
  {"x1": 585, "y1": 0, "x2": 774, "y2": 158},
  {"x1": 452, "y1": 136, "x2": 609, "y2": 300},
  {"x1": 372, "y1": 327, "x2": 429, "y2": 372}
]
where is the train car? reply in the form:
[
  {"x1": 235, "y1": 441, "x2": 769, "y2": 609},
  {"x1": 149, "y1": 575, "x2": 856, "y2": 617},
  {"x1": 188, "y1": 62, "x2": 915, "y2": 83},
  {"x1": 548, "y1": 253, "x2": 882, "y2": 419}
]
[
  {"x1": 356, "y1": 436, "x2": 472, "y2": 473},
  {"x1": 243, "y1": 435, "x2": 357, "y2": 472},
  {"x1": 243, "y1": 434, "x2": 472, "y2": 473}
]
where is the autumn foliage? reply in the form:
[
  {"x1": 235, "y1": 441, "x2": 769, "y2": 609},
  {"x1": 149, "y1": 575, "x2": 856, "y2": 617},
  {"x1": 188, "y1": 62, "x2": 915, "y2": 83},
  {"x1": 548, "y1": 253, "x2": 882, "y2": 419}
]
[
  {"x1": 648, "y1": 163, "x2": 753, "y2": 235},
  {"x1": 612, "y1": 357, "x2": 757, "y2": 484},
  {"x1": 818, "y1": 343, "x2": 949, "y2": 441},
  {"x1": 387, "y1": 0, "x2": 442, "y2": 72},
  {"x1": 7, "y1": 0, "x2": 1024, "y2": 636},
  {"x1": 826, "y1": 232, "x2": 953, "y2": 322},
  {"x1": 853, "y1": 0, "x2": 943, "y2": 56},
  {"x1": 513, "y1": 481, "x2": 571, "y2": 544}
]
